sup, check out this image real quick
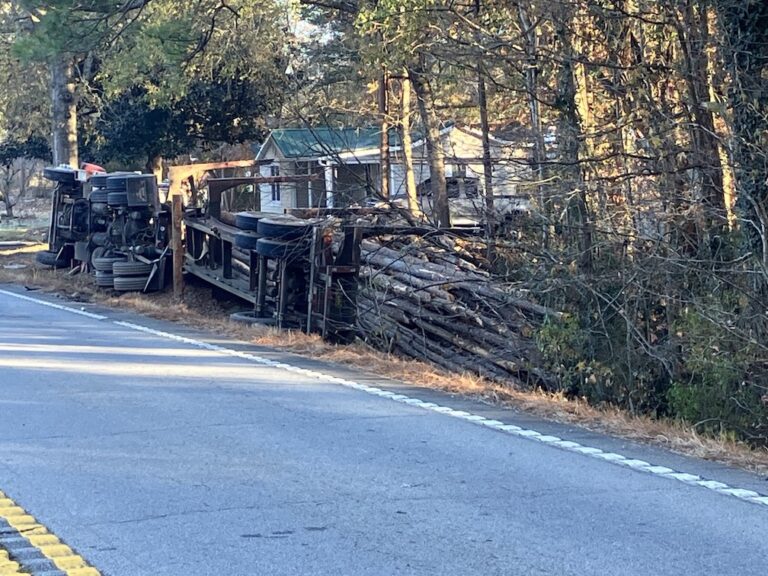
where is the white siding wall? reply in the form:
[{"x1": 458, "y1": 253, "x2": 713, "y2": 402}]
[
  {"x1": 389, "y1": 164, "x2": 406, "y2": 198},
  {"x1": 398, "y1": 129, "x2": 531, "y2": 197},
  {"x1": 493, "y1": 161, "x2": 534, "y2": 196},
  {"x1": 259, "y1": 164, "x2": 281, "y2": 214},
  {"x1": 389, "y1": 161, "x2": 430, "y2": 197},
  {"x1": 280, "y1": 161, "x2": 297, "y2": 211}
]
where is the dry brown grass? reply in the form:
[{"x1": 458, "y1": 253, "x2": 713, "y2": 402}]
[{"x1": 2, "y1": 242, "x2": 768, "y2": 476}]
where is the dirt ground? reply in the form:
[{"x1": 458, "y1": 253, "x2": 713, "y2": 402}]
[{"x1": 1, "y1": 227, "x2": 767, "y2": 478}]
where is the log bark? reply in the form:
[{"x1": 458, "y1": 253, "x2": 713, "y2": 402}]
[{"x1": 352, "y1": 234, "x2": 559, "y2": 389}]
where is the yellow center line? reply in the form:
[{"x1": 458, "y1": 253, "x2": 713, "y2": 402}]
[
  {"x1": 0, "y1": 548, "x2": 29, "y2": 575},
  {"x1": 0, "y1": 490, "x2": 100, "y2": 576}
]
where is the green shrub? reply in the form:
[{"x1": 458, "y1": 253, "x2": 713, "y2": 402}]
[
  {"x1": 668, "y1": 307, "x2": 768, "y2": 442},
  {"x1": 535, "y1": 314, "x2": 614, "y2": 402}
]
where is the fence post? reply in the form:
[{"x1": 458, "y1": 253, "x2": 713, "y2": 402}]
[{"x1": 171, "y1": 193, "x2": 184, "y2": 300}]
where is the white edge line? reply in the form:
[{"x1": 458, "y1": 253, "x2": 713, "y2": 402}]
[
  {"x1": 111, "y1": 320, "x2": 768, "y2": 509},
  {"x1": 0, "y1": 288, "x2": 107, "y2": 320},
  {"x1": 7, "y1": 290, "x2": 768, "y2": 510}
]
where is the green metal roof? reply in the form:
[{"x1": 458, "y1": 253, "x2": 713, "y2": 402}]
[{"x1": 267, "y1": 127, "x2": 403, "y2": 159}]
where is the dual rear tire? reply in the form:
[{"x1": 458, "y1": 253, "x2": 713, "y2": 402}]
[{"x1": 111, "y1": 259, "x2": 152, "y2": 292}]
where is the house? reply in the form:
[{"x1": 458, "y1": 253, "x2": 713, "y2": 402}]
[
  {"x1": 254, "y1": 124, "x2": 534, "y2": 218},
  {"x1": 254, "y1": 127, "x2": 384, "y2": 213}
]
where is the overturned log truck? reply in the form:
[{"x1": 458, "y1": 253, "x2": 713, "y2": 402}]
[{"x1": 36, "y1": 162, "x2": 558, "y2": 389}]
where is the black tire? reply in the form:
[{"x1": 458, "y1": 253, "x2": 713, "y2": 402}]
[
  {"x1": 255, "y1": 238, "x2": 308, "y2": 260},
  {"x1": 90, "y1": 246, "x2": 106, "y2": 263},
  {"x1": 235, "y1": 211, "x2": 271, "y2": 231},
  {"x1": 107, "y1": 192, "x2": 128, "y2": 206},
  {"x1": 43, "y1": 167, "x2": 77, "y2": 184},
  {"x1": 101, "y1": 172, "x2": 135, "y2": 190},
  {"x1": 94, "y1": 270, "x2": 115, "y2": 288},
  {"x1": 113, "y1": 260, "x2": 153, "y2": 277},
  {"x1": 256, "y1": 217, "x2": 315, "y2": 240},
  {"x1": 89, "y1": 190, "x2": 109, "y2": 203},
  {"x1": 35, "y1": 250, "x2": 69, "y2": 268},
  {"x1": 233, "y1": 231, "x2": 261, "y2": 250},
  {"x1": 92, "y1": 256, "x2": 126, "y2": 273},
  {"x1": 113, "y1": 275, "x2": 151, "y2": 292},
  {"x1": 89, "y1": 174, "x2": 109, "y2": 188},
  {"x1": 106, "y1": 175, "x2": 128, "y2": 191}
]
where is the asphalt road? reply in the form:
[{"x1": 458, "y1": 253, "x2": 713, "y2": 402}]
[{"x1": 0, "y1": 286, "x2": 767, "y2": 576}]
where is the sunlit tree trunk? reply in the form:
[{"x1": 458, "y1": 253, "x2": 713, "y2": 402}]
[
  {"x1": 379, "y1": 70, "x2": 390, "y2": 200},
  {"x1": 400, "y1": 73, "x2": 421, "y2": 217},
  {"x1": 704, "y1": 5, "x2": 736, "y2": 230},
  {"x1": 409, "y1": 60, "x2": 449, "y2": 228},
  {"x1": 676, "y1": 0, "x2": 727, "y2": 244},
  {"x1": 718, "y1": 1, "x2": 768, "y2": 266},
  {"x1": 50, "y1": 56, "x2": 78, "y2": 167}
]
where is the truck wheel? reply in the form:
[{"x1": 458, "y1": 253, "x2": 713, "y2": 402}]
[
  {"x1": 89, "y1": 174, "x2": 109, "y2": 188},
  {"x1": 113, "y1": 275, "x2": 151, "y2": 292},
  {"x1": 113, "y1": 260, "x2": 153, "y2": 277},
  {"x1": 94, "y1": 270, "x2": 115, "y2": 288},
  {"x1": 35, "y1": 250, "x2": 69, "y2": 268},
  {"x1": 235, "y1": 211, "x2": 271, "y2": 231},
  {"x1": 107, "y1": 192, "x2": 128, "y2": 206},
  {"x1": 256, "y1": 217, "x2": 315, "y2": 240},
  {"x1": 89, "y1": 190, "x2": 109, "y2": 203},
  {"x1": 255, "y1": 238, "x2": 308, "y2": 260},
  {"x1": 106, "y1": 175, "x2": 128, "y2": 191},
  {"x1": 233, "y1": 231, "x2": 261, "y2": 250},
  {"x1": 92, "y1": 256, "x2": 126, "y2": 273}
]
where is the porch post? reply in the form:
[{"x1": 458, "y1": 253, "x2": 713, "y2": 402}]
[{"x1": 324, "y1": 164, "x2": 334, "y2": 208}]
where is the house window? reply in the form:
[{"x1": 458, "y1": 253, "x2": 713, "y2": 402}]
[{"x1": 270, "y1": 165, "x2": 280, "y2": 202}]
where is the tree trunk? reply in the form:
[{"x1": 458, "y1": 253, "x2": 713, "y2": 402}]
[
  {"x1": 474, "y1": 0, "x2": 494, "y2": 245},
  {"x1": 2, "y1": 168, "x2": 14, "y2": 217},
  {"x1": 676, "y1": 1, "x2": 727, "y2": 244},
  {"x1": 379, "y1": 71, "x2": 390, "y2": 200},
  {"x1": 554, "y1": 14, "x2": 592, "y2": 271},
  {"x1": 20, "y1": 161, "x2": 27, "y2": 200},
  {"x1": 400, "y1": 74, "x2": 421, "y2": 217},
  {"x1": 50, "y1": 56, "x2": 78, "y2": 167},
  {"x1": 478, "y1": 69, "x2": 495, "y2": 258},
  {"x1": 146, "y1": 153, "x2": 163, "y2": 183},
  {"x1": 409, "y1": 60, "x2": 449, "y2": 228},
  {"x1": 517, "y1": 5, "x2": 550, "y2": 247},
  {"x1": 704, "y1": 5, "x2": 736, "y2": 230},
  {"x1": 719, "y1": 2, "x2": 768, "y2": 265}
]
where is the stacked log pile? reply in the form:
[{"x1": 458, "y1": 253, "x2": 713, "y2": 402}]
[{"x1": 355, "y1": 235, "x2": 559, "y2": 389}]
